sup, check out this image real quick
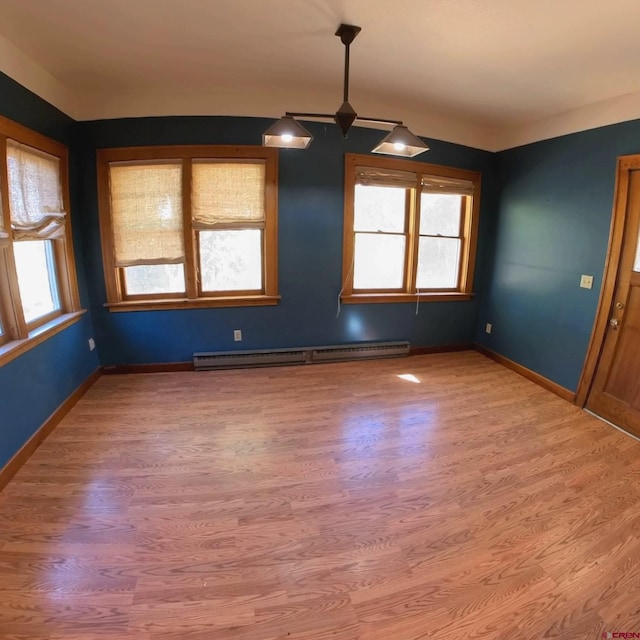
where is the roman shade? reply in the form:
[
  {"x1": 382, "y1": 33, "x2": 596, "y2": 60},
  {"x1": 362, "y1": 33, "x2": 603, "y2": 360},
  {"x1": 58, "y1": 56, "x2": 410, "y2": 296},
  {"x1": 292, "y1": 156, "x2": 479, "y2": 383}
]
[
  {"x1": 191, "y1": 161, "x2": 265, "y2": 227},
  {"x1": 7, "y1": 140, "x2": 66, "y2": 240},
  {"x1": 421, "y1": 175, "x2": 475, "y2": 196},
  {"x1": 109, "y1": 161, "x2": 185, "y2": 267},
  {"x1": 355, "y1": 166, "x2": 417, "y2": 189},
  {"x1": 356, "y1": 166, "x2": 474, "y2": 196}
]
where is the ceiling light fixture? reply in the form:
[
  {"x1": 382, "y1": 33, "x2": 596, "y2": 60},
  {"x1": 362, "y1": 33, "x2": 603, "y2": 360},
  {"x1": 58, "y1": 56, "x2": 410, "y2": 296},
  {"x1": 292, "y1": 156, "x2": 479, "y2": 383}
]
[{"x1": 262, "y1": 24, "x2": 429, "y2": 157}]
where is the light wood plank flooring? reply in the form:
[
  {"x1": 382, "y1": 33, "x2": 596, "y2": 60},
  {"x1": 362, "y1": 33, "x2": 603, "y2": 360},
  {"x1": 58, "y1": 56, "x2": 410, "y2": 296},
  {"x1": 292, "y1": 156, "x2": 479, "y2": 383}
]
[{"x1": 1, "y1": 351, "x2": 639, "y2": 639}]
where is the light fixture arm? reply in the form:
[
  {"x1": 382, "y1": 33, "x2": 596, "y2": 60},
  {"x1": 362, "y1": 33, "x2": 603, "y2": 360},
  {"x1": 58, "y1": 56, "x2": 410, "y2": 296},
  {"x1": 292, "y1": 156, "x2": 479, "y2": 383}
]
[
  {"x1": 285, "y1": 111, "x2": 335, "y2": 119},
  {"x1": 285, "y1": 111, "x2": 403, "y2": 128}
]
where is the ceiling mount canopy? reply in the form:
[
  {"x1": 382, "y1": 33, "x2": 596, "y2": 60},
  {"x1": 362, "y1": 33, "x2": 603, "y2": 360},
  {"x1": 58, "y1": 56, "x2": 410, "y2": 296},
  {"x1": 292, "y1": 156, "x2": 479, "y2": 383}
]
[{"x1": 262, "y1": 24, "x2": 429, "y2": 158}]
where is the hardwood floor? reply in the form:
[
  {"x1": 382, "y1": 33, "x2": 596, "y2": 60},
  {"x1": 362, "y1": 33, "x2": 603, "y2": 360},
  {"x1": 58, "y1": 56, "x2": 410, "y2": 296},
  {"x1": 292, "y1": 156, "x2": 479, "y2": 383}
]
[{"x1": 1, "y1": 351, "x2": 639, "y2": 639}]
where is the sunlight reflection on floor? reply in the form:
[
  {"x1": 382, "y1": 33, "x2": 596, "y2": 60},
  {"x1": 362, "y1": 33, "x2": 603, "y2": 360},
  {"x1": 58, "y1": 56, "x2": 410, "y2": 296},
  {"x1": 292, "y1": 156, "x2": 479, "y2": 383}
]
[{"x1": 397, "y1": 373, "x2": 420, "y2": 383}]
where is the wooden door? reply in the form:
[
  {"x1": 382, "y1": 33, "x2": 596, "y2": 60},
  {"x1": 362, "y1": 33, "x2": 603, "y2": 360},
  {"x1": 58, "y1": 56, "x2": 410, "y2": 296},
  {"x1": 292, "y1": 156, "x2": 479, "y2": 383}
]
[{"x1": 587, "y1": 168, "x2": 640, "y2": 436}]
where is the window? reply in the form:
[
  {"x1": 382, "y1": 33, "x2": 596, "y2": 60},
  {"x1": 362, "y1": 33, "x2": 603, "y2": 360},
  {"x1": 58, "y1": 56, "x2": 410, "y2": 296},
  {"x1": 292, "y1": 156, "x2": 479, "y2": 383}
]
[
  {"x1": 13, "y1": 240, "x2": 61, "y2": 323},
  {"x1": 97, "y1": 146, "x2": 279, "y2": 311},
  {"x1": 0, "y1": 116, "x2": 82, "y2": 365},
  {"x1": 341, "y1": 153, "x2": 481, "y2": 303}
]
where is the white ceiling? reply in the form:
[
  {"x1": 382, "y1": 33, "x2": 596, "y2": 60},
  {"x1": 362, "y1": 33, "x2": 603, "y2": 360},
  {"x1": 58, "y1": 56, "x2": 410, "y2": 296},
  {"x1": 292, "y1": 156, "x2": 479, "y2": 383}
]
[{"x1": 1, "y1": 0, "x2": 640, "y2": 150}]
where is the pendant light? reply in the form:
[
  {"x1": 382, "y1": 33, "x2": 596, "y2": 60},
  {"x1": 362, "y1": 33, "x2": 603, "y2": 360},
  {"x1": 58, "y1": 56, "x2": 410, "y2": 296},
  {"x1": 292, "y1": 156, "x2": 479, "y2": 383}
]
[
  {"x1": 371, "y1": 125, "x2": 430, "y2": 157},
  {"x1": 262, "y1": 24, "x2": 429, "y2": 157},
  {"x1": 262, "y1": 116, "x2": 313, "y2": 149}
]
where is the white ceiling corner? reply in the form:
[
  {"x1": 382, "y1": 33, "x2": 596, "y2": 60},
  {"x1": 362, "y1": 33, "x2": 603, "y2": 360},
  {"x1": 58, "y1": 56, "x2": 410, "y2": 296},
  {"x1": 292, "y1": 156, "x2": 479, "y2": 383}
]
[{"x1": 0, "y1": 34, "x2": 78, "y2": 119}]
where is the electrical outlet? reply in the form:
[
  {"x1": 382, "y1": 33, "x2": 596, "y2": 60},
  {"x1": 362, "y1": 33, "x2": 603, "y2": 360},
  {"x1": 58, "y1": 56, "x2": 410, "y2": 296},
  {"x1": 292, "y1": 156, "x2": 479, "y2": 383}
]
[
  {"x1": 234, "y1": 329, "x2": 242, "y2": 342},
  {"x1": 88, "y1": 338, "x2": 96, "y2": 351},
  {"x1": 485, "y1": 323, "x2": 492, "y2": 334},
  {"x1": 580, "y1": 274, "x2": 594, "y2": 289}
]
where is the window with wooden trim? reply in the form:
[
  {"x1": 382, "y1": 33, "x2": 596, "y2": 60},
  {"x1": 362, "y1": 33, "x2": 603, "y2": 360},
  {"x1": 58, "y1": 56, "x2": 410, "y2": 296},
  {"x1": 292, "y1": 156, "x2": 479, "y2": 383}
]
[
  {"x1": 0, "y1": 116, "x2": 82, "y2": 365},
  {"x1": 341, "y1": 153, "x2": 481, "y2": 304},
  {"x1": 97, "y1": 146, "x2": 279, "y2": 311}
]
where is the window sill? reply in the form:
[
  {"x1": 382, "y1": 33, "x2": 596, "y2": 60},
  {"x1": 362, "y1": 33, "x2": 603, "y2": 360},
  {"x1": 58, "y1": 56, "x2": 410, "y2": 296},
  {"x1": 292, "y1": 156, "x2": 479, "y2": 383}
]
[
  {"x1": 341, "y1": 292, "x2": 474, "y2": 304},
  {"x1": 0, "y1": 310, "x2": 87, "y2": 368},
  {"x1": 106, "y1": 295, "x2": 281, "y2": 312}
]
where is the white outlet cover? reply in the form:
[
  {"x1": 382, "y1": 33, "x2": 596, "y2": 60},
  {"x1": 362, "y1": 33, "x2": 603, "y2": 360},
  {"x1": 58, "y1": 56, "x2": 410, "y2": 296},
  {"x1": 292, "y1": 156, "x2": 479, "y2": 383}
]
[
  {"x1": 580, "y1": 275, "x2": 594, "y2": 289},
  {"x1": 485, "y1": 323, "x2": 492, "y2": 334}
]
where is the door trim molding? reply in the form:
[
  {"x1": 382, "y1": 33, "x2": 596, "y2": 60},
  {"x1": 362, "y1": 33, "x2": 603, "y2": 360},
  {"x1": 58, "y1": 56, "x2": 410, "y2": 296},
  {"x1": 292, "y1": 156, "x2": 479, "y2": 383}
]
[{"x1": 575, "y1": 154, "x2": 640, "y2": 407}]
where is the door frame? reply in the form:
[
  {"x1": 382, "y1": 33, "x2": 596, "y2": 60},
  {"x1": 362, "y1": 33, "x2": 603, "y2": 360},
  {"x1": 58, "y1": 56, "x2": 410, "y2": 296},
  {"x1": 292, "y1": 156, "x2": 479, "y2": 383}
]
[{"x1": 576, "y1": 154, "x2": 640, "y2": 407}]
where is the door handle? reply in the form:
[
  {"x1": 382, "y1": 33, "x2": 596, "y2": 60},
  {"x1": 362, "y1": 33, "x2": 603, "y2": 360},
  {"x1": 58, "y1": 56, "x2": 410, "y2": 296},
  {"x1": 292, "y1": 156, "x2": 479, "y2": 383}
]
[{"x1": 609, "y1": 318, "x2": 620, "y2": 329}]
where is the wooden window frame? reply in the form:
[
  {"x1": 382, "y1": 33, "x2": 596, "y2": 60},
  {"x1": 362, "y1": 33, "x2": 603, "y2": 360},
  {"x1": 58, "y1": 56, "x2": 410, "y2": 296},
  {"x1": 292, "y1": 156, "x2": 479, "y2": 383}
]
[
  {"x1": 341, "y1": 153, "x2": 481, "y2": 304},
  {"x1": 97, "y1": 146, "x2": 280, "y2": 312},
  {"x1": 0, "y1": 115, "x2": 84, "y2": 368}
]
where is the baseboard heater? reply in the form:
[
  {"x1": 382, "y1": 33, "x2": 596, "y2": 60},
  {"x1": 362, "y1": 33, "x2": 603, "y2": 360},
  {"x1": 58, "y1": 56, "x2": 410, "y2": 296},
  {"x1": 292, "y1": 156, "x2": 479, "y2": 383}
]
[{"x1": 193, "y1": 341, "x2": 410, "y2": 371}]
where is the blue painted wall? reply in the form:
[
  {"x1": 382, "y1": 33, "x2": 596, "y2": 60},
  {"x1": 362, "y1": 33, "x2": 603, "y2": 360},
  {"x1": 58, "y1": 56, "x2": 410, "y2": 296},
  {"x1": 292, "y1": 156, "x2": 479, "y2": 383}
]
[
  {"x1": 76, "y1": 117, "x2": 498, "y2": 365},
  {"x1": 0, "y1": 72, "x2": 99, "y2": 469},
  {"x1": 476, "y1": 121, "x2": 640, "y2": 391}
]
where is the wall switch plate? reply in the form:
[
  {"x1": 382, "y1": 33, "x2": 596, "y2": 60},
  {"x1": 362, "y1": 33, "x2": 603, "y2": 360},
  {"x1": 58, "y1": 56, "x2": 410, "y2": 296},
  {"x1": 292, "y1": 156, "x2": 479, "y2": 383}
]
[
  {"x1": 88, "y1": 338, "x2": 96, "y2": 351},
  {"x1": 580, "y1": 274, "x2": 594, "y2": 289},
  {"x1": 233, "y1": 329, "x2": 242, "y2": 342},
  {"x1": 485, "y1": 323, "x2": 492, "y2": 334}
]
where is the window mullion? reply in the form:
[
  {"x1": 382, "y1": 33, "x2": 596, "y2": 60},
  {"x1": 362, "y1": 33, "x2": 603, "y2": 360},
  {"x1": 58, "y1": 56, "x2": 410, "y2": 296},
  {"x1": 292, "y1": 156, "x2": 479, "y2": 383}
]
[
  {"x1": 97, "y1": 154, "x2": 123, "y2": 303},
  {"x1": 55, "y1": 152, "x2": 80, "y2": 313},
  {"x1": 182, "y1": 158, "x2": 198, "y2": 300},
  {"x1": 193, "y1": 229, "x2": 203, "y2": 297},
  {"x1": 263, "y1": 156, "x2": 278, "y2": 298},
  {"x1": 457, "y1": 196, "x2": 470, "y2": 290},
  {"x1": 52, "y1": 238, "x2": 71, "y2": 312},
  {"x1": 406, "y1": 184, "x2": 420, "y2": 294},
  {"x1": 0, "y1": 135, "x2": 10, "y2": 235},
  {"x1": 117, "y1": 268, "x2": 128, "y2": 298}
]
